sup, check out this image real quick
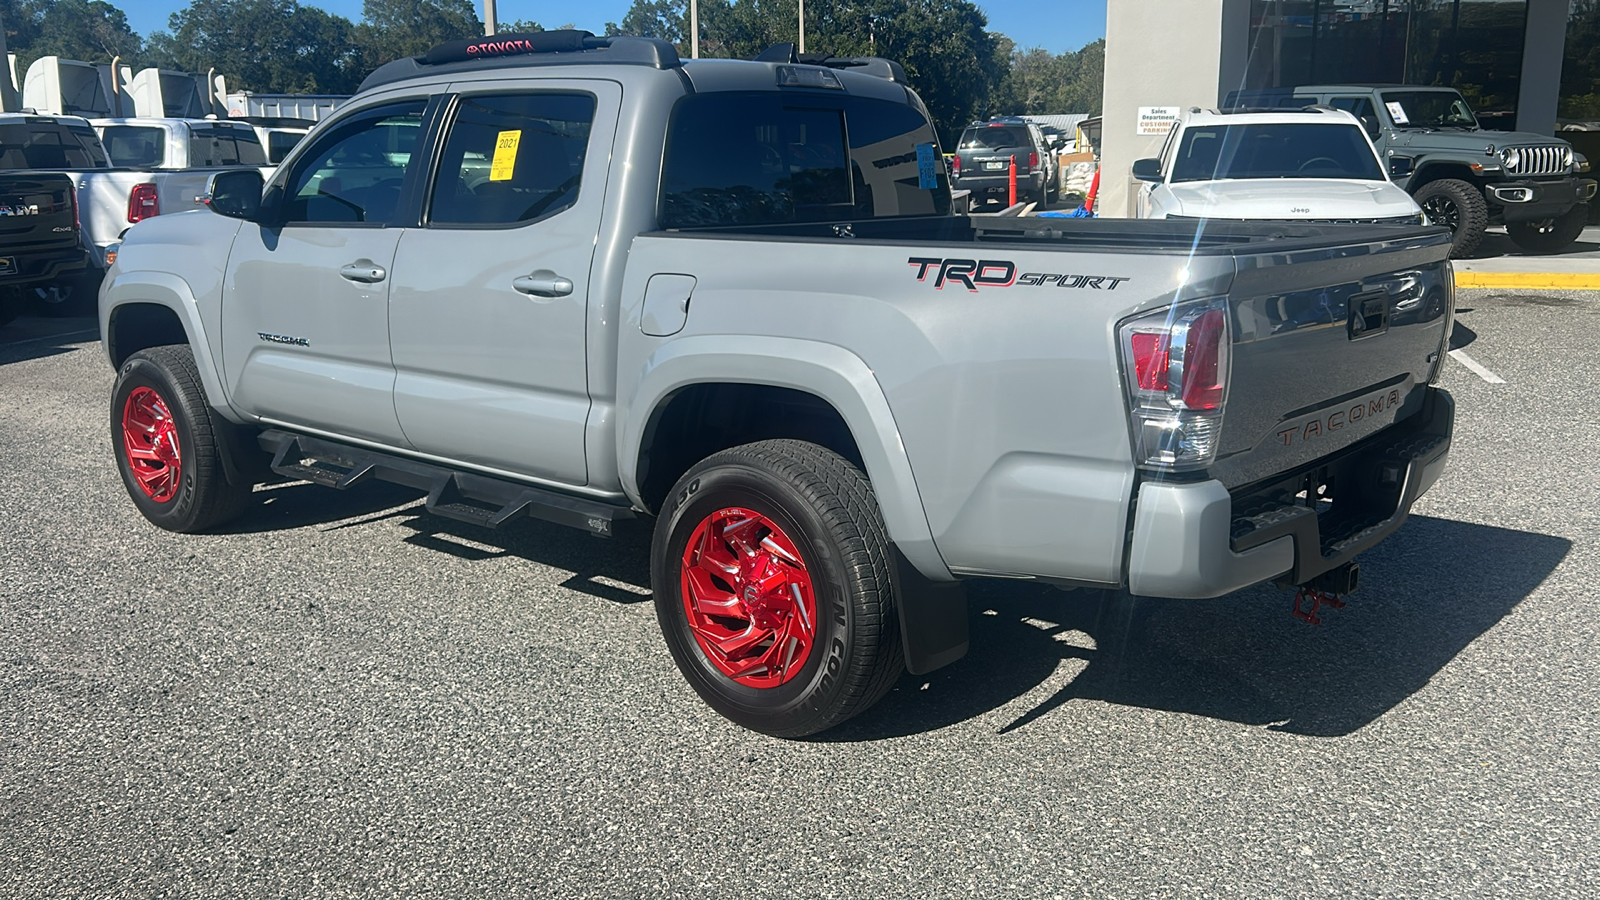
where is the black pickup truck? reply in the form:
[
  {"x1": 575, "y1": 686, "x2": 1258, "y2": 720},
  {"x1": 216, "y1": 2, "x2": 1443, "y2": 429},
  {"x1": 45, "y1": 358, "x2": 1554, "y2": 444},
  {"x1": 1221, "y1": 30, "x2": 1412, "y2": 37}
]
[{"x1": 0, "y1": 172, "x2": 88, "y2": 326}]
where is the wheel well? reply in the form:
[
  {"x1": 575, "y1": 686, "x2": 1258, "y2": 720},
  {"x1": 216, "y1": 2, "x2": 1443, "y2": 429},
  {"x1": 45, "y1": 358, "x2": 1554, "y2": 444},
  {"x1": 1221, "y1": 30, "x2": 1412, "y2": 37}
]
[
  {"x1": 1410, "y1": 163, "x2": 1479, "y2": 191},
  {"x1": 107, "y1": 303, "x2": 187, "y2": 368},
  {"x1": 635, "y1": 383, "x2": 864, "y2": 515}
]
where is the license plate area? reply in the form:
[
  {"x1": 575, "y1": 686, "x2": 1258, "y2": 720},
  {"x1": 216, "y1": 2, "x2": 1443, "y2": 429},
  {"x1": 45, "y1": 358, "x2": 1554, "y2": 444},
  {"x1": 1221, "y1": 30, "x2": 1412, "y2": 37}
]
[{"x1": 983, "y1": 161, "x2": 1006, "y2": 171}]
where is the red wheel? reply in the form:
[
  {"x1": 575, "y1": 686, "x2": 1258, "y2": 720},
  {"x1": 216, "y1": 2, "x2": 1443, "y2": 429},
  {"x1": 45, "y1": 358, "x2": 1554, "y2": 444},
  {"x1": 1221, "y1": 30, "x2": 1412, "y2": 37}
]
[
  {"x1": 111, "y1": 345, "x2": 254, "y2": 532},
  {"x1": 652, "y1": 440, "x2": 904, "y2": 737},
  {"x1": 120, "y1": 386, "x2": 183, "y2": 502},
  {"x1": 679, "y1": 506, "x2": 819, "y2": 688}
]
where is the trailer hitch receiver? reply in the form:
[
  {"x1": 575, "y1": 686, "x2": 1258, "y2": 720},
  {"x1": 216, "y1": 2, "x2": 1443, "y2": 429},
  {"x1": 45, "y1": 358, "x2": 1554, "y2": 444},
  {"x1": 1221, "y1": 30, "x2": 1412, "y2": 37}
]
[{"x1": 1292, "y1": 562, "x2": 1359, "y2": 625}]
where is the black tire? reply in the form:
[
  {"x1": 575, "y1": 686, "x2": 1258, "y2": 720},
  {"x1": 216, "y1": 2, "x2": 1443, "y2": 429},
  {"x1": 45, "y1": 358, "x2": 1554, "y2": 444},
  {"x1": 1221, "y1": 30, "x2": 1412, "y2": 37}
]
[
  {"x1": 111, "y1": 344, "x2": 253, "y2": 533},
  {"x1": 651, "y1": 439, "x2": 904, "y2": 738},
  {"x1": 30, "y1": 269, "x2": 102, "y2": 318},
  {"x1": 1506, "y1": 204, "x2": 1589, "y2": 254},
  {"x1": 1413, "y1": 178, "x2": 1489, "y2": 258},
  {"x1": 0, "y1": 287, "x2": 22, "y2": 328}
]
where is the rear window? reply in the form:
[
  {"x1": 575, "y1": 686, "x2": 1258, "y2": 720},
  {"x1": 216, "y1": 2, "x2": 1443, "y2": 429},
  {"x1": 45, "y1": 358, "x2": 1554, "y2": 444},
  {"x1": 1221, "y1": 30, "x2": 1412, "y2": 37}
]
[
  {"x1": 0, "y1": 122, "x2": 108, "y2": 169},
  {"x1": 958, "y1": 125, "x2": 1032, "y2": 150},
  {"x1": 266, "y1": 131, "x2": 304, "y2": 164},
  {"x1": 189, "y1": 126, "x2": 267, "y2": 167},
  {"x1": 660, "y1": 91, "x2": 949, "y2": 228},
  {"x1": 102, "y1": 126, "x2": 166, "y2": 167},
  {"x1": 1170, "y1": 123, "x2": 1384, "y2": 182}
]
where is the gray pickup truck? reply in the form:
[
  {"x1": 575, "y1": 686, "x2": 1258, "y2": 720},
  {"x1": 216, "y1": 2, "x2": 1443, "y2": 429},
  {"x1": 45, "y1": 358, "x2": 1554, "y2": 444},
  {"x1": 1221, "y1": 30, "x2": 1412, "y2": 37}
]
[
  {"x1": 1228, "y1": 85, "x2": 1597, "y2": 257},
  {"x1": 100, "y1": 32, "x2": 1456, "y2": 737}
]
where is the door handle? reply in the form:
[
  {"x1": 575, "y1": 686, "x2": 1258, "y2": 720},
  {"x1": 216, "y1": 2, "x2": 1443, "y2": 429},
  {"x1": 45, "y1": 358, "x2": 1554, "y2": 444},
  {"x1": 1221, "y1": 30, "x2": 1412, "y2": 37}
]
[
  {"x1": 339, "y1": 259, "x2": 386, "y2": 283},
  {"x1": 512, "y1": 270, "x2": 574, "y2": 298}
]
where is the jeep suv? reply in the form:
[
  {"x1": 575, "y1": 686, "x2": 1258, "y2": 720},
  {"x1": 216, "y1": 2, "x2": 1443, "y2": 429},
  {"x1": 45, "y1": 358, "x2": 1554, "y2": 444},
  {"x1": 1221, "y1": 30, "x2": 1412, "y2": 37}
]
[
  {"x1": 951, "y1": 118, "x2": 1057, "y2": 206},
  {"x1": 1227, "y1": 85, "x2": 1597, "y2": 256}
]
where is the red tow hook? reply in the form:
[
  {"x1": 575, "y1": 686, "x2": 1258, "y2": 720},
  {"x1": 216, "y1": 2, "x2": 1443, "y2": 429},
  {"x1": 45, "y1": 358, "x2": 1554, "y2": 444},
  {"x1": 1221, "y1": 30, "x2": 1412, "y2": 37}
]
[
  {"x1": 1290, "y1": 563, "x2": 1359, "y2": 625},
  {"x1": 1292, "y1": 587, "x2": 1347, "y2": 625}
]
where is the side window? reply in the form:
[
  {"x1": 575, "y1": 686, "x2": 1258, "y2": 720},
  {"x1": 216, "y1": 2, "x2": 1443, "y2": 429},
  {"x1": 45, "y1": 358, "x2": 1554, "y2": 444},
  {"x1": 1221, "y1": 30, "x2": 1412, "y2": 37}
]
[
  {"x1": 103, "y1": 126, "x2": 166, "y2": 167},
  {"x1": 281, "y1": 102, "x2": 425, "y2": 225},
  {"x1": 428, "y1": 92, "x2": 595, "y2": 226},
  {"x1": 267, "y1": 131, "x2": 303, "y2": 165},
  {"x1": 660, "y1": 93, "x2": 857, "y2": 228},
  {"x1": 1330, "y1": 97, "x2": 1379, "y2": 135}
]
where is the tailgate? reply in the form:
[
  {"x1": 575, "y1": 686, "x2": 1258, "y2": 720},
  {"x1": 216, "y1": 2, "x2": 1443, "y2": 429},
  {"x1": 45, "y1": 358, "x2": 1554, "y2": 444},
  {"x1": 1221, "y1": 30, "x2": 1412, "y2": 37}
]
[
  {"x1": 0, "y1": 175, "x2": 78, "y2": 278},
  {"x1": 1211, "y1": 228, "x2": 1453, "y2": 489}
]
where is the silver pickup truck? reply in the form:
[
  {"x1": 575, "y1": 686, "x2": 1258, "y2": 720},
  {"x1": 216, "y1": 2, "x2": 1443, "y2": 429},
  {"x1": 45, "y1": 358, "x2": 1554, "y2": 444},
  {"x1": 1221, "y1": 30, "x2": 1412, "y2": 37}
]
[{"x1": 99, "y1": 31, "x2": 1456, "y2": 737}]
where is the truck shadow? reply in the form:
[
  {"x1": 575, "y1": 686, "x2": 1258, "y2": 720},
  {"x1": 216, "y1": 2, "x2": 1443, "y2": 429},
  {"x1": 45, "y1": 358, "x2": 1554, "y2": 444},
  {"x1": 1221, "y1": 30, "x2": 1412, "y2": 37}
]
[
  {"x1": 225, "y1": 479, "x2": 657, "y2": 605},
  {"x1": 223, "y1": 486, "x2": 1566, "y2": 740},
  {"x1": 0, "y1": 315, "x2": 100, "y2": 367},
  {"x1": 825, "y1": 515, "x2": 1568, "y2": 741}
]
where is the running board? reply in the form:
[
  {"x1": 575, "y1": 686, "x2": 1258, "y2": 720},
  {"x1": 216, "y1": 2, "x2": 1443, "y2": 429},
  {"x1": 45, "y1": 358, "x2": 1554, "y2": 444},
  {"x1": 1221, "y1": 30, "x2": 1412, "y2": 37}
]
[{"x1": 258, "y1": 430, "x2": 632, "y2": 537}]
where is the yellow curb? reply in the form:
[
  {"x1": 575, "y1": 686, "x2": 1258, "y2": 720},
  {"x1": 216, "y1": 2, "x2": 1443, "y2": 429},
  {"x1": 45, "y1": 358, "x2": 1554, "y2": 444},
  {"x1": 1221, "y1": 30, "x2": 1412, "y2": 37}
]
[{"x1": 1453, "y1": 271, "x2": 1600, "y2": 289}]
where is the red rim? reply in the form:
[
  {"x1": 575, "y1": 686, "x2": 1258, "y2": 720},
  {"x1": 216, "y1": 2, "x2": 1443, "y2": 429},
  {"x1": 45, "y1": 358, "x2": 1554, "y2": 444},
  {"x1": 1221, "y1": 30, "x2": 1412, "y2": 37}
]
[
  {"x1": 121, "y1": 386, "x2": 182, "y2": 502},
  {"x1": 679, "y1": 506, "x2": 820, "y2": 688}
]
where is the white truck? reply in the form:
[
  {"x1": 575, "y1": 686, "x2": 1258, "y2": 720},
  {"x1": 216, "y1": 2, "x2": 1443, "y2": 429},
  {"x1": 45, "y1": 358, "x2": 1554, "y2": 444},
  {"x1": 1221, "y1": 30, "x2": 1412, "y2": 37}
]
[
  {"x1": 0, "y1": 112, "x2": 251, "y2": 312},
  {"x1": 93, "y1": 117, "x2": 269, "y2": 171},
  {"x1": 1134, "y1": 107, "x2": 1424, "y2": 225}
]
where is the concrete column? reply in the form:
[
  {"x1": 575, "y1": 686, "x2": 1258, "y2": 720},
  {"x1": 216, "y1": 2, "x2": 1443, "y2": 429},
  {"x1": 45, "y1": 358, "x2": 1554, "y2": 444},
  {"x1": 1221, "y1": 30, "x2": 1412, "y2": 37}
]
[
  {"x1": 1098, "y1": 0, "x2": 1252, "y2": 217},
  {"x1": 1518, "y1": 0, "x2": 1569, "y2": 135}
]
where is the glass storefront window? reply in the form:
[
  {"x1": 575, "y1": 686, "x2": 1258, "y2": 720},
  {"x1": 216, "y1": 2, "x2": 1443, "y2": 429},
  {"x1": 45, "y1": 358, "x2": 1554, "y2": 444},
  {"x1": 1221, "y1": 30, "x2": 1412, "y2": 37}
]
[
  {"x1": 1561, "y1": 1, "x2": 1600, "y2": 122},
  {"x1": 1246, "y1": 1, "x2": 1529, "y2": 126}
]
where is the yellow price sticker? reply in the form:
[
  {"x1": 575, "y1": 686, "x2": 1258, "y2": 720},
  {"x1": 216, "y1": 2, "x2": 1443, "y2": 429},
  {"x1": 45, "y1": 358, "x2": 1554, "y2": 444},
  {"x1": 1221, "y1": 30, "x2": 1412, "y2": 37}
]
[{"x1": 490, "y1": 129, "x2": 521, "y2": 181}]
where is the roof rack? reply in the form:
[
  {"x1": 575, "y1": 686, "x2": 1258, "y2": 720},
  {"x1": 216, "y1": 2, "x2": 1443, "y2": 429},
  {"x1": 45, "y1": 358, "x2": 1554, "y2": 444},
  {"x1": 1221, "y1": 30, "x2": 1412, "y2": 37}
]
[
  {"x1": 358, "y1": 31, "x2": 681, "y2": 93},
  {"x1": 752, "y1": 43, "x2": 909, "y2": 84}
]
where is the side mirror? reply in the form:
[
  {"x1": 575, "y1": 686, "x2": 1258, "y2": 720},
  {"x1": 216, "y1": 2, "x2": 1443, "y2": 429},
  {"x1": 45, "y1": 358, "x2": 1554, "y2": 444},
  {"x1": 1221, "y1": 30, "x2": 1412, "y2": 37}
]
[
  {"x1": 1388, "y1": 155, "x2": 1415, "y2": 179},
  {"x1": 202, "y1": 169, "x2": 264, "y2": 220},
  {"x1": 1132, "y1": 157, "x2": 1163, "y2": 183}
]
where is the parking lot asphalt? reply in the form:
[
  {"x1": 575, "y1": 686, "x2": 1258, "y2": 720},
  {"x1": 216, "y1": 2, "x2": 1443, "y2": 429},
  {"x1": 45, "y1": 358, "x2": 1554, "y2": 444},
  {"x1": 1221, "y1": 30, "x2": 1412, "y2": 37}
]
[{"x1": 3, "y1": 289, "x2": 1598, "y2": 897}]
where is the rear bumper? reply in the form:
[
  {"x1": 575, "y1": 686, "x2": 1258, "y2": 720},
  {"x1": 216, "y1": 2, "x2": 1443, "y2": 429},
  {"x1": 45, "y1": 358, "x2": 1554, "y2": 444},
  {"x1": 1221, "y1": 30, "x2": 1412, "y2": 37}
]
[
  {"x1": 1127, "y1": 386, "x2": 1453, "y2": 599},
  {"x1": 953, "y1": 171, "x2": 1046, "y2": 194},
  {"x1": 1485, "y1": 177, "x2": 1597, "y2": 222},
  {"x1": 0, "y1": 245, "x2": 90, "y2": 287}
]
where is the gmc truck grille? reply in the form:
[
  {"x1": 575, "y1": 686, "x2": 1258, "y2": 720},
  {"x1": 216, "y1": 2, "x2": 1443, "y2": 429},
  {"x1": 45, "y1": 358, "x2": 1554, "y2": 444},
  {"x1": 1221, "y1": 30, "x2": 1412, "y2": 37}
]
[{"x1": 1504, "y1": 146, "x2": 1568, "y2": 177}]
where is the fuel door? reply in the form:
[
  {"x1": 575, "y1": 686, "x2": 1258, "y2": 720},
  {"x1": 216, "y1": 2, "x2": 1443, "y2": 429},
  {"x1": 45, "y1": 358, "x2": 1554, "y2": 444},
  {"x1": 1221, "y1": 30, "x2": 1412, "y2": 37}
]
[{"x1": 640, "y1": 273, "x2": 696, "y2": 337}]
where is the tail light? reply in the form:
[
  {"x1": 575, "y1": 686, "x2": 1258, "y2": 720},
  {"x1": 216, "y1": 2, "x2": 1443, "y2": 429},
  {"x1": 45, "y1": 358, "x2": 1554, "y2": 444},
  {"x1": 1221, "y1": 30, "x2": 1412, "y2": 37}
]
[
  {"x1": 127, "y1": 183, "x2": 159, "y2": 224},
  {"x1": 1119, "y1": 299, "x2": 1231, "y2": 471},
  {"x1": 952, "y1": 155, "x2": 961, "y2": 175},
  {"x1": 70, "y1": 186, "x2": 80, "y2": 231},
  {"x1": 1029, "y1": 152, "x2": 1039, "y2": 170}
]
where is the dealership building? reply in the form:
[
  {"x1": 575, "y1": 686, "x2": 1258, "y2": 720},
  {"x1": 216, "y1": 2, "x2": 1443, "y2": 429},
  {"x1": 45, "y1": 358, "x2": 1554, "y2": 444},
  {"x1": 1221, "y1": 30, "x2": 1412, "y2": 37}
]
[{"x1": 1099, "y1": 0, "x2": 1596, "y2": 217}]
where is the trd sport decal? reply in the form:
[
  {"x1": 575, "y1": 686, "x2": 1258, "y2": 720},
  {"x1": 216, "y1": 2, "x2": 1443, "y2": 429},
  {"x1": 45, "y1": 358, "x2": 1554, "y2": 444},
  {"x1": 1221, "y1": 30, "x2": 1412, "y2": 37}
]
[{"x1": 908, "y1": 257, "x2": 1131, "y2": 292}]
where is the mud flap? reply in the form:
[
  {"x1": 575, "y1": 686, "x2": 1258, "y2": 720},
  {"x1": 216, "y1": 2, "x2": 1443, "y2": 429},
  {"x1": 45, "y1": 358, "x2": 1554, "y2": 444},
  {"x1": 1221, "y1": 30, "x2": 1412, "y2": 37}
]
[{"x1": 891, "y1": 544, "x2": 969, "y2": 675}]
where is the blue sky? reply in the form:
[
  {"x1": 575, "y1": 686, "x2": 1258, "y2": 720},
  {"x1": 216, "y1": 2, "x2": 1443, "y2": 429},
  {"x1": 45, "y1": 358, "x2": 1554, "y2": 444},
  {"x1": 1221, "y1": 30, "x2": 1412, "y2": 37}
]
[{"x1": 127, "y1": 0, "x2": 1108, "y2": 56}]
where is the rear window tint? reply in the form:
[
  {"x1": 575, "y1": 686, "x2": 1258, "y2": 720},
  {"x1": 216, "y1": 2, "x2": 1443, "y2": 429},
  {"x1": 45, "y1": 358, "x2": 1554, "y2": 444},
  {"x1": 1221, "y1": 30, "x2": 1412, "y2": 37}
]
[
  {"x1": 189, "y1": 127, "x2": 267, "y2": 167},
  {"x1": 0, "y1": 122, "x2": 108, "y2": 169},
  {"x1": 660, "y1": 91, "x2": 949, "y2": 228},
  {"x1": 958, "y1": 126, "x2": 1032, "y2": 150}
]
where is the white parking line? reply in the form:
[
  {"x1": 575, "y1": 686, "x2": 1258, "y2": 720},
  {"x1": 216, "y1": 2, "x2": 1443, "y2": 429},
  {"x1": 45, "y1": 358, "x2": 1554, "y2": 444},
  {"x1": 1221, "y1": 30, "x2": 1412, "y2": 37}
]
[
  {"x1": 1448, "y1": 348, "x2": 1506, "y2": 384},
  {"x1": 0, "y1": 328, "x2": 98, "y2": 348}
]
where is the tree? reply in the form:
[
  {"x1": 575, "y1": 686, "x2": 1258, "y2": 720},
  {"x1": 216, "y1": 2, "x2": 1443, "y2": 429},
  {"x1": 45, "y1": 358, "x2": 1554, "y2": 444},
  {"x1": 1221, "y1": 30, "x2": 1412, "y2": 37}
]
[
  {"x1": 145, "y1": 0, "x2": 362, "y2": 93},
  {"x1": 356, "y1": 0, "x2": 481, "y2": 68},
  {"x1": 992, "y1": 38, "x2": 1103, "y2": 117},
  {"x1": 608, "y1": 0, "x2": 1012, "y2": 148},
  {"x1": 3, "y1": 0, "x2": 143, "y2": 77}
]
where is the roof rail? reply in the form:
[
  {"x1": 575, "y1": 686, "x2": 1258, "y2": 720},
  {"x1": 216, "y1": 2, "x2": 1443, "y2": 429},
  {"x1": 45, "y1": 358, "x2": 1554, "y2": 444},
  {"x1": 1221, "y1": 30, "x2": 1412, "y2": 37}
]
[
  {"x1": 752, "y1": 43, "x2": 909, "y2": 84},
  {"x1": 358, "y1": 31, "x2": 681, "y2": 93}
]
